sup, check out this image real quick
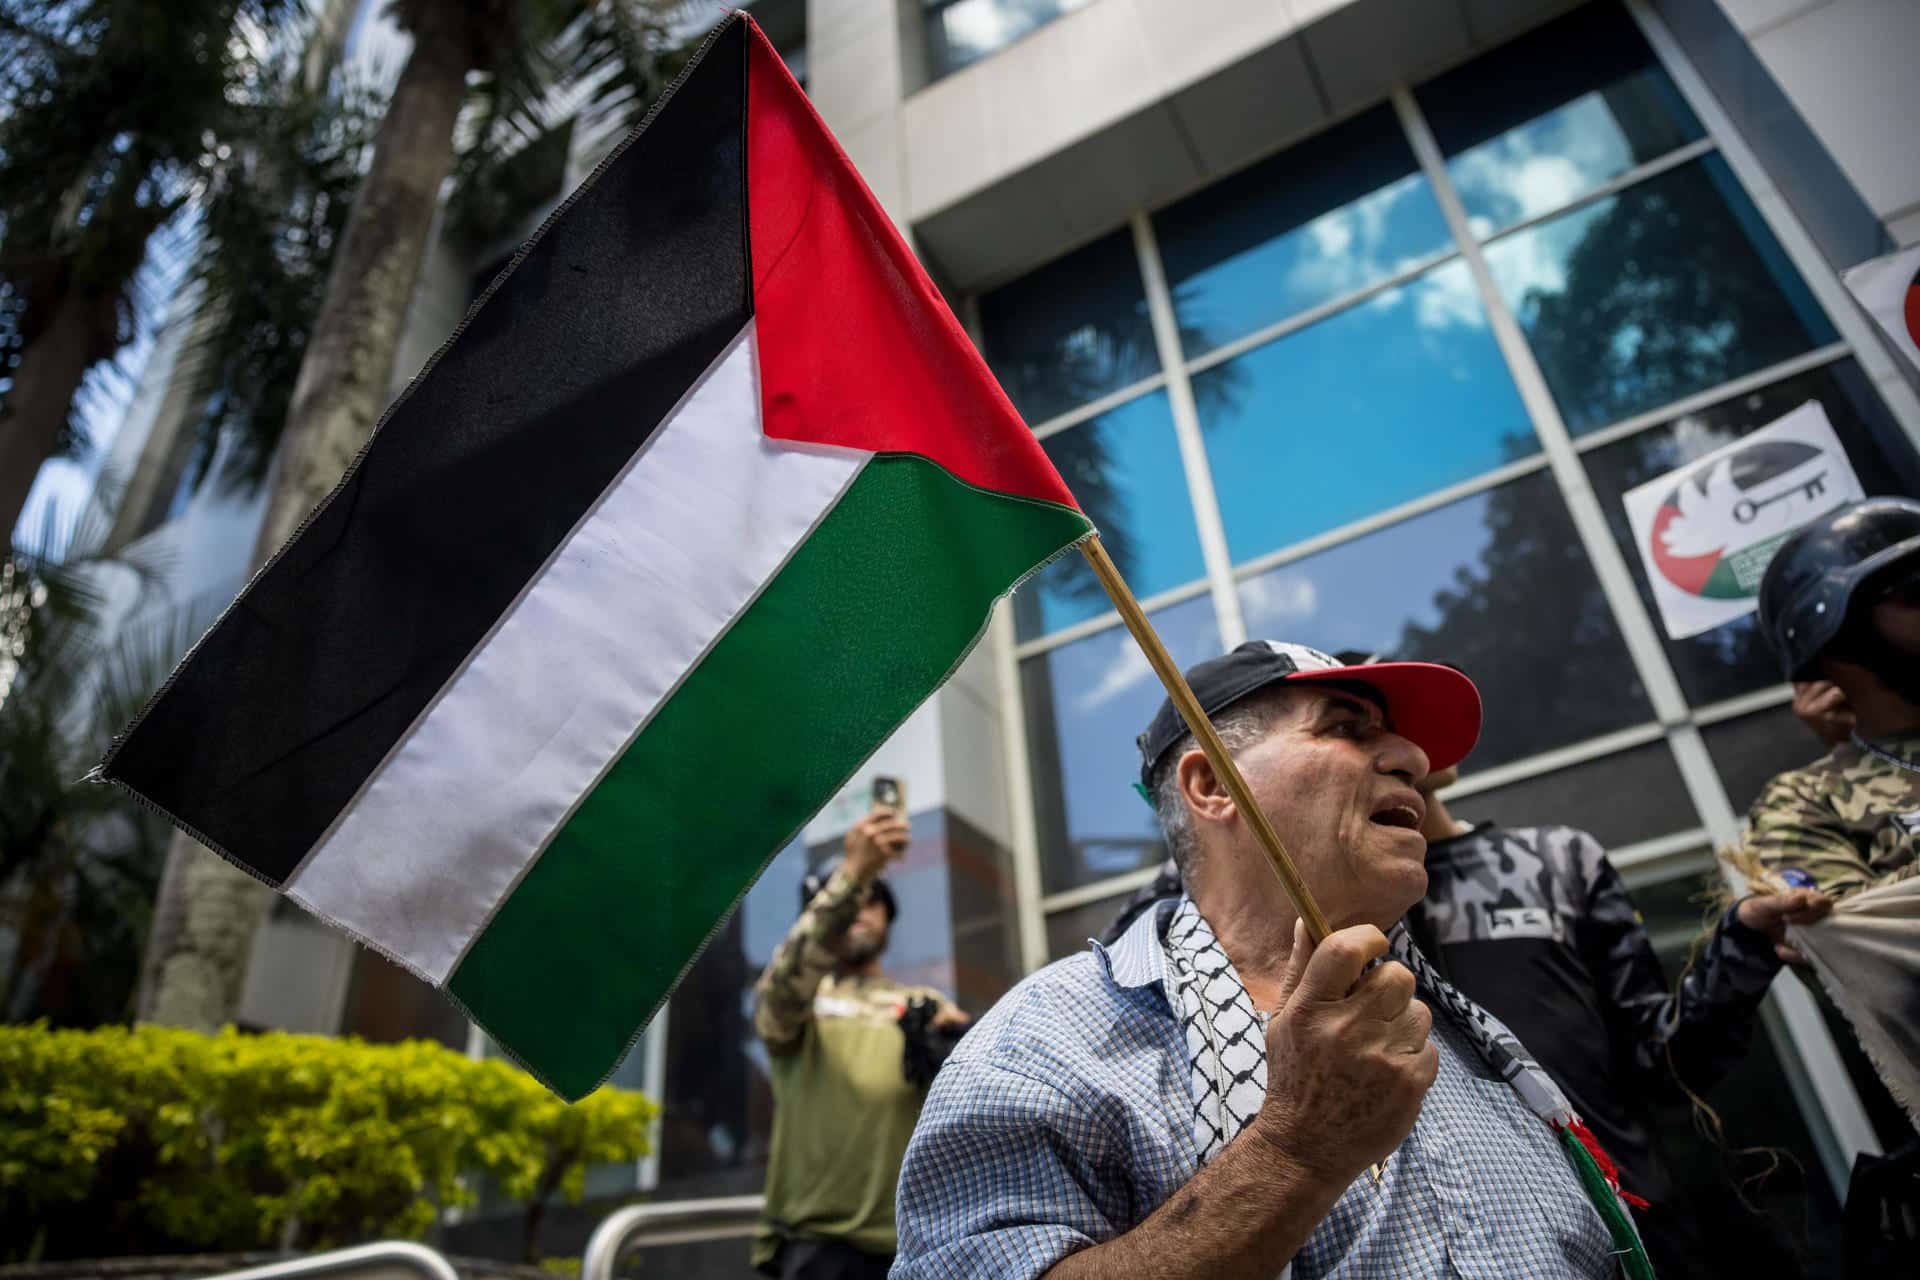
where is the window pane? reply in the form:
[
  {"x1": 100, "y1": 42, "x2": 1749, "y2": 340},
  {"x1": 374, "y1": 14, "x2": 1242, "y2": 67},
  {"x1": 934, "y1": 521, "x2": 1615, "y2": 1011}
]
[
  {"x1": 924, "y1": 0, "x2": 1096, "y2": 81},
  {"x1": 1191, "y1": 259, "x2": 1533, "y2": 564},
  {"x1": 1022, "y1": 594, "x2": 1219, "y2": 893},
  {"x1": 1013, "y1": 391, "x2": 1206, "y2": 639},
  {"x1": 1581, "y1": 360, "x2": 1920, "y2": 705},
  {"x1": 1451, "y1": 739, "x2": 1695, "y2": 851},
  {"x1": 978, "y1": 229, "x2": 1156, "y2": 423},
  {"x1": 1486, "y1": 156, "x2": 1838, "y2": 435},
  {"x1": 1237, "y1": 473, "x2": 1652, "y2": 769},
  {"x1": 1420, "y1": 3, "x2": 1704, "y2": 236},
  {"x1": 1155, "y1": 106, "x2": 1452, "y2": 354}
]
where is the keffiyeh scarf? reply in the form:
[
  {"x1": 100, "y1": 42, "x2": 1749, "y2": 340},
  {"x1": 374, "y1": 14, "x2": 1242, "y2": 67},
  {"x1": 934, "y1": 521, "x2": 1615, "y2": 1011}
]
[{"x1": 1164, "y1": 897, "x2": 1653, "y2": 1279}]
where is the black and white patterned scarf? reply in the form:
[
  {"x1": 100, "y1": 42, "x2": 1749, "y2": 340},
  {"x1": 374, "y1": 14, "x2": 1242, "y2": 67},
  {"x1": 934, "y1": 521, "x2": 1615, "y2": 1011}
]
[
  {"x1": 1163, "y1": 897, "x2": 1653, "y2": 1278},
  {"x1": 1164, "y1": 896, "x2": 1575, "y2": 1164}
]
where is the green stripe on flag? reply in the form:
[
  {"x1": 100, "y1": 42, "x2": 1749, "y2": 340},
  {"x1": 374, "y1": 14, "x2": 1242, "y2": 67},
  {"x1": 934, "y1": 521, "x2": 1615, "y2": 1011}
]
[{"x1": 449, "y1": 453, "x2": 1089, "y2": 1097}]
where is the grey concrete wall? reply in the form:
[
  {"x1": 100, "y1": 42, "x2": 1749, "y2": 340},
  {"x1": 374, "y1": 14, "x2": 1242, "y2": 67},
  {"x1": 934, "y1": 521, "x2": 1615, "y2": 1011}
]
[{"x1": 1714, "y1": 0, "x2": 1920, "y2": 244}]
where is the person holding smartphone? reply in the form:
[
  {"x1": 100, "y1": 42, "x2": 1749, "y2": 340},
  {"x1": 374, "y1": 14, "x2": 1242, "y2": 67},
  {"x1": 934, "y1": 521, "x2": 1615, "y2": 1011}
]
[{"x1": 751, "y1": 781, "x2": 971, "y2": 1280}]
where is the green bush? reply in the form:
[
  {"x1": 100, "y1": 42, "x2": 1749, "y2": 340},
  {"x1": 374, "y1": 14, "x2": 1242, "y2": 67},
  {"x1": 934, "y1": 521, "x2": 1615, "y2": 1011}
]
[{"x1": 0, "y1": 1024, "x2": 655, "y2": 1259}]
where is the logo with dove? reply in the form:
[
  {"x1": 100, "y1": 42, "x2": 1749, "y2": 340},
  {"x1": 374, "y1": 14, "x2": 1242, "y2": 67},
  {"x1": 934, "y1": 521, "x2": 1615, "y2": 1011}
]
[{"x1": 1647, "y1": 439, "x2": 1841, "y2": 599}]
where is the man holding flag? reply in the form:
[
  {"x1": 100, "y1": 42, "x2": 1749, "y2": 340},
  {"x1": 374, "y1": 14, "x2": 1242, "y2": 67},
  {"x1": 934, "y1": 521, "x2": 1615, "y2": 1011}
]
[{"x1": 894, "y1": 643, "x2": 1642, "y2": 1278}]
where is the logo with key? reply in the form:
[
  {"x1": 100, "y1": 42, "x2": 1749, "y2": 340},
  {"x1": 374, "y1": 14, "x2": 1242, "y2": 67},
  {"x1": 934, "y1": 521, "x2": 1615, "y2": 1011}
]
[{"x1": 1647, "y1": 439, "x2": 1846, "y2": 601}]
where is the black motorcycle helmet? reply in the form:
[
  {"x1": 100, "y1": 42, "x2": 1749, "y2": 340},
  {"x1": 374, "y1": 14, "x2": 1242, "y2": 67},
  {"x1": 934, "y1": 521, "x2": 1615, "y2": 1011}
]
[
  {"x1": 1757, "y1": 496, "x2": 1920, "y2": 680},
  {"x1": 799, "y1": 861, "x2": 898, "y2": 921}
]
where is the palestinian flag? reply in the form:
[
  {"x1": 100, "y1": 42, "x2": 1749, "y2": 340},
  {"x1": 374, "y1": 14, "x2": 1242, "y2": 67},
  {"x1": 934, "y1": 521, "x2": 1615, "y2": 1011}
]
[{"x1": 102, "y1": 14, "x2": 1090, "y2": 1098}]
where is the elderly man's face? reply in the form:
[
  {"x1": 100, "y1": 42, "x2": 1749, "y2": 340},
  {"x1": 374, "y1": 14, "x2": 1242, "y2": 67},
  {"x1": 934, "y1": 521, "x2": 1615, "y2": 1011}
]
[{"x1": 1215, "y1": 686, "x2": 1432, "y2": 930}]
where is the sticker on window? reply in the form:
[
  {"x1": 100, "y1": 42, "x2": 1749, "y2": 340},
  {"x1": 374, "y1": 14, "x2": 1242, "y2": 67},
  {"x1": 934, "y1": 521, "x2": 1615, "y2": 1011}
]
[{"x1": 1621, "y1": 400, "x2": 1864, "y2": 640}]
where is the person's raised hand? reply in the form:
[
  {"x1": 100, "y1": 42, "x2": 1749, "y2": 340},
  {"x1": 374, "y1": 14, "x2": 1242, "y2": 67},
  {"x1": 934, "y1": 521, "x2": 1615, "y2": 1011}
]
[
  {"x1": 1249, "y1": 920, "x2": 1437, "y2": 1183},
  {"x1": 1736, "y1": 887, "x2": 1834, "y2": 965},
  {"x1": 1791, "y1": 680, "x2": 1854, "y2": 748},
  {"x1": 843, "y1": 806, "x2": 910, "y2": 882}
]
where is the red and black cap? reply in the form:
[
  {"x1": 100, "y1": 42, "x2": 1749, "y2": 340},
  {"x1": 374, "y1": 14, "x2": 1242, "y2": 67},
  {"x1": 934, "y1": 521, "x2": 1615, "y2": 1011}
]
[{"x1": 1136, "y1": 641, "x2": 1482, "y2": 789}]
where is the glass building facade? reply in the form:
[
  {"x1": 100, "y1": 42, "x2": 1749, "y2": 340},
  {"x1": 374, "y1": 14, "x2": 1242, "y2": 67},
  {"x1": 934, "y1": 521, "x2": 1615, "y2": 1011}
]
[{"x1": 995, "y1": 4, "x2": 1917, "y2": 918}]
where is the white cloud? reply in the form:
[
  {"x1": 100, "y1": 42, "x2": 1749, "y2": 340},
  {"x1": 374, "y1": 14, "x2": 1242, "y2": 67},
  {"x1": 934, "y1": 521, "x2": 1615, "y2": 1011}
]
[
  {"x1": 1285, "y1": 174, "x2": 1427, "y2": 304},
  {"x1": 1073, "y1": 639, "x2": 1154, "y2": 713},
  {"x1": 1241, "y1": 572, "x2": 1318, "y2": 628},
  {"x1": 1411, "y1": 263, "x2": 1487, "y2": 333},
  {"x1": 1448, "y1": 93, "x2": 1633, "y2": 228}
]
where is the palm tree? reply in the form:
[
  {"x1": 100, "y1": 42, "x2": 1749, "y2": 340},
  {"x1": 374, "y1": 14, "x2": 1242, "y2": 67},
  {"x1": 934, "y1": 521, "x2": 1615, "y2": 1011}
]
[
  {"x1": 0, "y1": 0, "x2": 316, "y2": 538},
  {"x1": 143, "y1": 0, "x2": 682, "y2": 1031},
  {"x1": 0, "y1": 494, "x2": 190, "y2": 1026}
]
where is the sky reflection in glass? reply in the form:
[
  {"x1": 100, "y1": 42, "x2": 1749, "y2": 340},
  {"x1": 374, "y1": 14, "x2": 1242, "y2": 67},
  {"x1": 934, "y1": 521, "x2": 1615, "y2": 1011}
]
[
  {"x1": 1014, "y1": 391, "x2": 1206, "y2": 639},
  {"x1": 1022, "y1": 593, "x2": 1219, "y2": 893},
  {"x1": 1419, "y1": 3, "x2": 1704, "y2": 236},
  {"x1": 979, "y1": 229, "x2": 1157, "y2": 424},
  {"x1": 1156, "y1": 106, "x2": 1452, "y2": 355},
  {"x1": 1191, "y1": 259, "x2": 1533, "y2": 564}
]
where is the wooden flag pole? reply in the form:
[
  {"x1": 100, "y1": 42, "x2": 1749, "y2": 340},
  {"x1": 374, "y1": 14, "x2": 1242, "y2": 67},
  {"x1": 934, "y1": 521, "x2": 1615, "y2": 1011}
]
[
  {"x1": 1079, "y1": 535, "x2": 1333, "y2": 944},
  {"x1": 1082, "y1": 535, "x2": 1389, "y2": 1186}
]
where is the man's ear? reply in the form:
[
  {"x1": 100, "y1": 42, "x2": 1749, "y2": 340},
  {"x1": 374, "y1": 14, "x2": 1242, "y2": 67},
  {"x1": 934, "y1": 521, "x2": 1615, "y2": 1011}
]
[{"x1": 1176, "y1": 748, "x2": 1235, "y2": 827}]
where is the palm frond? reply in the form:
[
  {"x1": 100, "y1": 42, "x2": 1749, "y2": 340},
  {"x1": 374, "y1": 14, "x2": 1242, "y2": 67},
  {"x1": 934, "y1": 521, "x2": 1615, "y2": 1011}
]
[
  {"x1": 448, "y1": 0, "x2": 680, "y2": 247},
  {"x1": 176, "y1": 58, "x2": 382, "y2": 495}
]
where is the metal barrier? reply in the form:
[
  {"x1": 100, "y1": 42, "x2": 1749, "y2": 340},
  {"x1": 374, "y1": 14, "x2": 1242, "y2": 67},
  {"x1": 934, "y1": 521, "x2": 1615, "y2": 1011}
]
[
  {"x1": 207, "y1": 1243, "x2": 459, "y2": 1280},
  {"x1": 581, "y1": 1194, "x2": 765, "y2": 1280}
]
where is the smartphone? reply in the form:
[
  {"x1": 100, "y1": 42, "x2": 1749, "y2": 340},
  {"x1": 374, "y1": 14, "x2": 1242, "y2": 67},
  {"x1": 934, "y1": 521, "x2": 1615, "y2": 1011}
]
[{"x1": 872, "y1": 775, "x2": 906, "y2": 813}]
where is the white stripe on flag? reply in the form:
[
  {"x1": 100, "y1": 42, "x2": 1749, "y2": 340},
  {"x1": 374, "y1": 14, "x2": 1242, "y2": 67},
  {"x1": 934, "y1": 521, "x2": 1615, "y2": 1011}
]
[{"x1": 286, "y1": 321, "x2": 868, "y2": 982}]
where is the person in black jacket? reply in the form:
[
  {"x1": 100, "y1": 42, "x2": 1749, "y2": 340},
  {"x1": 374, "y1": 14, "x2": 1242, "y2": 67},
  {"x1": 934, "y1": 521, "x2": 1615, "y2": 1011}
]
[{"x1": 1401, "y1": 760, "x2": 1827, "y2": 1276}]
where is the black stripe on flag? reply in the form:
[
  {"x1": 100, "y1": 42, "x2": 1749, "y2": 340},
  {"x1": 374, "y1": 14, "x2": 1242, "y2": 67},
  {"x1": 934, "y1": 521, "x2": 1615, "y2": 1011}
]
[{"x1": 105, "y1": 18, "x2": 752, "y2": 884}]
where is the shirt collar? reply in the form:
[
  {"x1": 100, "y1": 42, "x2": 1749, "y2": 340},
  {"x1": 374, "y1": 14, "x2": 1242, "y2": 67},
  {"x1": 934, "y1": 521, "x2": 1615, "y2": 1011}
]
[{"x1": 1091, "y1": 893, "x2": 1178, "y2": 990}]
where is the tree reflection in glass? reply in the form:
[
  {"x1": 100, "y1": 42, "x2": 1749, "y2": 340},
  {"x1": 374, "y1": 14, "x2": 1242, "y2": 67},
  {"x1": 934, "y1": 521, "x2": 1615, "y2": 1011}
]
[
  {"x1": 979, "y1": 230, "x2": 1159, "y2": 425},
  {"x1": 1418, "y1": 3, "x2": 1704, "y2": 237},
  {"x1": 1020, "y1": 592, "x2": 1219, "y2": 893},
  {"x1": 1487, "y1": 156, "x2": 1837, "y2": 435},
  {"x1": 1012, "y1": 392, "x2": 1209, "y2": 639},
  {"x1": 1238, "y1": 473, "x2": 1650, "y2": 768}
]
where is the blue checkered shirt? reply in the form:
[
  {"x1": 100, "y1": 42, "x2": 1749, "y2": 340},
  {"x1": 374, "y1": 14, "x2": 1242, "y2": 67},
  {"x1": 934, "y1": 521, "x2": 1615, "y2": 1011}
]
[{"x1": 892, "y1": 899, "x2": 1619, "y2": 1278}]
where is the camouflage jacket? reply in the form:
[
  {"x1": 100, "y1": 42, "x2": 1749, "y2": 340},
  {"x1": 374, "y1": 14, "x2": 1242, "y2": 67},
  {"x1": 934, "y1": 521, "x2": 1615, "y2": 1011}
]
[
  {"x1": 1742, "y1": 732, "x2": 1920, "y2": 899},
  {"x1": 1406, "y1": 824, "x2": 1781, "y2": 1200},
  {"x1": 751, "y1": 867, "x2": 953, "y2": 1267}
]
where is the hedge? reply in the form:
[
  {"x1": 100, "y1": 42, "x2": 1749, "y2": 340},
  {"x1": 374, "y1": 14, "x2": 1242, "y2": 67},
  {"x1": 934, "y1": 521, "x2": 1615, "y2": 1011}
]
[{"x1": 0, "y1": 1024, "x2": 654, "y2": 1259}]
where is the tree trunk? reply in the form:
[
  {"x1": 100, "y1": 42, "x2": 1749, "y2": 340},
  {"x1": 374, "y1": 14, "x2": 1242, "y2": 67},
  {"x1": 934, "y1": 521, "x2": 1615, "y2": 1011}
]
[
  {"x1": 132, "y1": 827, "x2": 193, "y2": 1020},
  {"x1": 251, "y1": 12, "x2": 473, "y2": 560},
  {"x1": 0, "y1": 287, "x2": 97, "y2": 541},
  {"x1": 143, "y1": 10, "x2": 476, "y2": 1031},
  {"x1": 145, "y1": 840, "x2": 272, "y2": 1030}
]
